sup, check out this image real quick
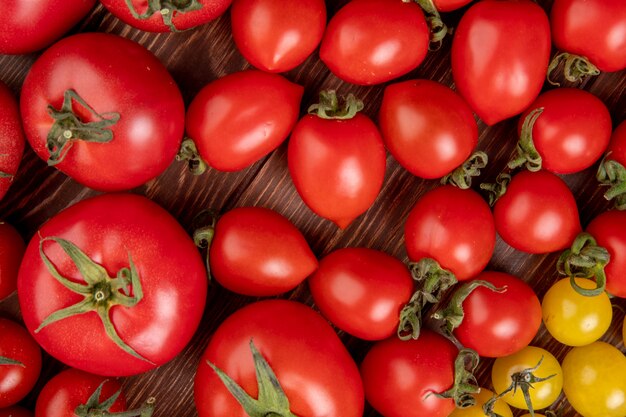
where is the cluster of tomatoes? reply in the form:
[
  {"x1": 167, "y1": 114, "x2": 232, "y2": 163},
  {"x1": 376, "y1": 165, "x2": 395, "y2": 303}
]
[{"x1": 1, "y1": 0, "x2": 626, "y2": 416}]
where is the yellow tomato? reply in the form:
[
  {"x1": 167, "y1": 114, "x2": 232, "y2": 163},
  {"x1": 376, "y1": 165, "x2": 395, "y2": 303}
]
[{"x1": 448, "y1": 388, "x2": 513, "y2": 417}]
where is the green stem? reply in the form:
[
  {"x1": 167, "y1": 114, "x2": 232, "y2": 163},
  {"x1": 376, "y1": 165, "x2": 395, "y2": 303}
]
[
  {"x1": 308, "y1": 90, "x2": 363, "y2": 120},
  {"x1": 547, "y1": 52, "x2": 600, "y2": 86},
  {"x1": 124, "y1": 0, "x2": 203, "y2": 32},
  {"x1": 597, "y1": 155, "x2": 626, "y2": 210},
  {"x1": 433, "y1": 348, "x2": 480, "y2": 408},
  {"x1": 192, "y1": 209, "x2": 218, "y2": 282},
  {"x1": 557, "y1": 232, "x2": 609, "y2": 296},
  {"x1": 441, "y1": 151, "x2": 488, "y2": 189},
  {"x1": 405, "y1": 0, "x2": 449, "y2": 49},
  {"x1": 507, "y1": 108, "x2": 544, "y2": 172},
  {"x1": 0, "y1": 356, "x2": 24, "y2": 367},
  {"x1": 480, "y1": 173, "x2": 511, "y2": 207},
  {"x1": 75, "y1": 380, "x2": 155, "y2": 417},
  {"x1": 176, "y1": 138, "x2": 208, "y2": 175}
]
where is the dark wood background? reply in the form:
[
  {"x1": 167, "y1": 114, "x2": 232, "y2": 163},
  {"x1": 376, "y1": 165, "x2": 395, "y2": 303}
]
[{"x1": 1, "y1": 0, "x2": 625, "y2": 415}]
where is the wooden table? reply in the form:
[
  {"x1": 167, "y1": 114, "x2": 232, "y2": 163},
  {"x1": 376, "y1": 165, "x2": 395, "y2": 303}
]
[{"x1": 1, "y1": 1, "x2": 625, "y2": 416}]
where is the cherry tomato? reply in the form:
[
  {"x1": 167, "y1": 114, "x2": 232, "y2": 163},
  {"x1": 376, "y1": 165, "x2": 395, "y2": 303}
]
[
  {"x1": 379, "y1": 79, "x2": 478, "y2": 179},
  {"x1": 433, "y1": 0, "x2": 473, "y2": 12},
  {"x1": 18, "y1": 194, "x2": 207, "y2": 376},
  {"x1": 194, "y1": 300, "x2": 364, "y2": 417},
  {"x1": 449, "y1": 388, "x2": 513, "y2": 417},
  {"x1": 0, "y1": 82, "x2": 25, "y2": 202},
  {"x1": 451, "y1": 0, "x2": 551, "y2": 125},
  {"x1": 319, "y1": 0, "x2": 429, "y2": 85},
  {"x1": 586, "y1": 210, "x2": 626, "y2": 297},
  {"x1": 0, "y1": 223, "x2": 25, "y2": 301},
  {"x1": 230, "y1": 0, "x2": 326, "y2": 72},
  {"x1": 20, "y1": 33, "x2": 185, "y2": 192},
  {"x1": 0, "y1": 319, "x2": 42, "y2": 408},
  {"x1": 0, "y1": 407, "x2": 33, "y2": 417},
  {"x1": 606, "y1": 121, "x2": 626, "y2": 166}
]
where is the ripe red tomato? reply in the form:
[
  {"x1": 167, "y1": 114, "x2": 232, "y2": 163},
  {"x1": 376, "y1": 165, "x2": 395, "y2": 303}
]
[
  {"x1": 18, "y1": 194, "x2": 207, "y2": 376},
  {"x1": 0, "y1": 82, "x2": 25, "y2": 202},
  {"x1": 308, "y1": 248, "x2": 413, "y2": 341},
  {"x1": 0, "y1": 319, "x2": 42, "y2": 408},
  {"x1": 586, "y1": 210, "x2": 626, "y2": 297},
  {"x1": 319, "y1": 0, "x2": 429, "y2": 85},
  {"x1": 0, "y1": 223, "x2": 25, "y2": 301},
  {"x1": 20, "y1": 33, "x2": 185, "y2": 192},
  {"x1": 606, "y1": 121, "x2": 626, "y2": 166},
  {"x1": 194, "y1": 300, "x2": 364, "y2": 417},
  {"x1": 379, "y1": 79, "x2": 478, "y2": 179},
  {"x1": 598, "y1": 121, "x2": 626, "y2": 208},
  {"x1": 230, "y1": 0, "x2": 326, "y2": 72},
  {"x1": 210, "y1": 207, "x2": 318, "y2": 296},
  {"x1": 451, "y1": 0, "x2": 551, "y2": 125},
  {"x1": 0, "y1": 407, "x2": 33, "y2": 417},
  {"x1": 433, "y1": 0, "x2": 473, "y2": 12}
]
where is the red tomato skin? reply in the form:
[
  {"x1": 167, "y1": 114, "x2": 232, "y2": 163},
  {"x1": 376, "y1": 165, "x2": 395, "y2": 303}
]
[
  {"x1": 433, "y1": 0, "x2": 473, "y2": 12},
  {"x1": 551, "y1": 0, "x2": 626, "y2": 72},
  {"x1": 0, "y1": 406, "x2": 33, "y2": 417},
  {"x1": 586, "y1": 210, "x2": 626, "y2": 297},
  {"x1": 210, "y1": 207, "x2": 318, "y2": 296},
  {"x1": 494, "y1": 170, "x2": 581, "y2": 254},
  {"x1": 0, "y1": 319, "x2": 42, "y2": 408},
  {"x1": 309, "y1": 248, "x2": 413, "y2": 341},
  {"x1": 451, "y1": 0, "x2": 551, "y2": 125},
  {"x1": 35, "y1": 368, "x2": 126, "y2": 417},
  {"x1": 18, "y1": 194, "x2": 207, "y2": 376},
  {"x1": 405, "y1": 186, "x2": 495, "y2": 280},
  {"x1": 194, "y1": 300, "x2": 364, "y2": 417},
  {"x1": 0, "y1": 223, "x2": 25, "y2": 301},
  {"x1": 186, "y1": 70, "x2": 303, "y2": 171},
  {"x1": 606, "y1": 121, "x2": 626, "y2": 166},
  {"x1": 0, "y1": 82, "x2": 25, "y2": 202},
  {"x1": 454, "y1": 271, "x2": 542, "y2": 358},
  {"x1": 20, "y1": 33, "x2": 185, "y2": 192},
  {"x1": 379, "y1": 79, "x2": 478, "y2": 179},
  {"x1": 231, "y1": 0, "x2": 326, "y2": 72},
  {"x1": 360, "y1": 330, "x2": 457, "y2": 417},
  {"x1": 319, "y1": 0, "x2": 429, "y2": 85}
]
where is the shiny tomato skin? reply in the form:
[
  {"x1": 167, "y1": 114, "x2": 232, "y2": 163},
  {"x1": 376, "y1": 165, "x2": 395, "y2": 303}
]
[
  {"x1": 586, "y1": 210, "x2": 626, "y2": 297},
  {"x1": 231, "y1": 0, "x2": 326, "y2": 72},
  {"x1": 0, "y1": 223, "x2": 25, "y2": 301},
  {"x1": 20, "y1": 33, "x2": 185, "y2": 192},
  {"x1": 0, "y1": 406, "x2": 33, "y2": 417},
  {"x1": 194, "y1": 300, "x2": 364, "y2": 417},
  {"x1": 452, "y1": 0, "x2": 551, "y2": 125},
  {"x1": 433, "y1": 0, "x2": 473, "y2": 12},
  {"x1": 186, "y1": 70, "x2": 303, "y2": 171},
  {"x1": 494, "y1": 170, "x2": 581, "y2": 254},
  {"x1": 18, "y1": 194, "x2": 207, "y2": 376},
  {"x1": 606, "y1": 121, "x2": 626, "y2": 166},
  {"x1": 0, "y1": 82, "x2": 25, "y2": 202},
  {"x1": 405, "y1": 186, "x2": 495, "y2": 280},
  {"x1": 308, "y1": 248, "x2": 413, "y2": 341},
  {"x1": 319, "y1": 0, "x2": 429, "y2": 85}
]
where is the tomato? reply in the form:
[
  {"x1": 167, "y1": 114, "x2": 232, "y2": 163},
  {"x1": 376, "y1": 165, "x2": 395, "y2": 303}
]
[
  {"x1": 379, "y1": 79, "x2": 478, "y2": 179},
  {"x1": 18, "y1": 193, "x2": 207, "y2": 376},
  {"x1": 598, "y1": 121, "x2": 626, "y2": 209},
  {"x1": 0, "y1": 223, "x2": 25, "y2": 301},
  {"x1": 562, "y1": 341, "x2": 626, "y2": 417},
  {"x1": 451, "y1": 0, "x2": 551, "y2": 125},
  {"x1": 493, "y1": 170, "x2": 581, "y2": 254},
  {"x1": 433, "y1": 0, "x2": 473, "y2": 12},
  {"x1": 449, "y1": 388, "x2": 512, "y2": 417},
  {"x1": 100, "y1": 0, "x2": 232, "y2": 32},
  {"x1": 230, "y1": 0, "x2": 326, "y2": 72},
  {"x1": 585, "y1": 210, "x2": 626, "y2": 297},
  {"x1": 319, "y1": 0, "x2": 429, "y2": 85},
  {"x1": 405, "y1": 186, "x2": 495, "y2": 280},
  {"x1": 308, "y1": 248, "x2": 413, "y2": 341},
  {"x1": 20, "y1": 33, "x2": 185, "y2": 192},
  {"x1": 0, "y1": 319, "x2": 41, "y2": 408},
  {"x1": 0, "y1": 407, "x2": 32, "y2": 417},
  {"x1": 0, "y1": 82, "x2": 24, "y2": 202},
  {"x1": 209, "y1": 207, "x2": 318, "y2": 296},
  {"x1": 185, "y1": 70, "x2": 303, "y2": 172},
  {"x1": 194, "y1": 300, "x2": 363, "y2": 417}
]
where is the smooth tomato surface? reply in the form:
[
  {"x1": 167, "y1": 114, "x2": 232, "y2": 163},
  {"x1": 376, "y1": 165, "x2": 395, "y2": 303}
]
[
  {"x1": 0, "y1": 407, "x2": 33, "y2": 417},
  {"x1": 449, "y1": 388, "x2": 512, "y2": 417},
  {"x1": 0, "y1": 82, "x2": 25, "y2": 202},
  {"x1": 586, "y1": 210, "x2": 626, "y2": 297},
  {"x1": 434, "y1": 0, "x2": 473, "y2": 12},
  {"x1": 0, "y1": 223, "x2": 25, "y2": 301}
]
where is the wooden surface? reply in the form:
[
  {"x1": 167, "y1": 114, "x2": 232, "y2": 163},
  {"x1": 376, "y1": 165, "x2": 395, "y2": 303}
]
[{"x1": 1, "y1": 1, "x2": 625, "y2": 416}]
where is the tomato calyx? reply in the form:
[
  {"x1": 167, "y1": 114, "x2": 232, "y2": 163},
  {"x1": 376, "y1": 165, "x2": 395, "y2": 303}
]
[
  {"x1": 192, "y1": 209, "x2": 217, "y2": 281},
  {"x1": 176, "y1": 138, "x2": 208, "y2": 175},
  {"x1": 0, "y1": 171, "x2": 13, "y2": 180},
  {"x1": 432, "y1": 348, "x2": 481, "y2": 408},
  {"x1": 75, "y1": 380, "x2": 156, "y2": 417},
  {"x1": 557, "y1": 232, "x2": 609, "y2": 297},
  {"x1": 441, "y1": 151, "x2": 489, "y2": 189},
  {"x1": 597, "y1": 154, "x2": 626, "y2": 210},
  {"x1": 547, "y1": 52, "x2": 600, "y2": 86},
  {"x1": 0, "y1": 356, "x2": 24, "y2": 367},
  {"x1": 308, "y1": 90, "x2": 363, "y2": 120},
  {"x1": 37, "y1": 236, "x2": 154, "y2": 364},
  {"x1": 124, "y1": 0, "x2": 203, "y2": 32},
  {"x1": 480, "y1": 173, "x2": 511, "y2": 206},
  {"x1": 508, "y1": 108, "x2": 544, "y2": 172},
  {"x1": 403, "y1": 0, "x2": 449, "y2": 50}
]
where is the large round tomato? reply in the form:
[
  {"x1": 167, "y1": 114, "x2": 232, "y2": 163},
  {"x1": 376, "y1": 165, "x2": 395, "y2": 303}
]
[
  {"x1": 449, "y1": 388, "x2": 512, "y2": 417},
  {"x1": 0, "y1": 407, "x2": 33, "y2": 417},
  {"x1": 0, "y1": 223, "x2": 25, "y2": 301},
  {"x1": 379, "y1": 79, "x2": 478, "y2": 179},
  {"x1": 451, "y1": 0, "x2": 551, "y2": 125},
  {"x1": 586, "y1": 210, "x2": 626, "y2": 297},
  {"x1": 230, "y1": 0, "x2": 326, "y2": 72},
  {"x1": 0, "y1": 82, "x2": 25, "y2": 202},
  {"x1": 319, "y1": 0, "x2": 429, "y2": 85},
  {"x1": 194, "y1": 300, "x2": 364, "y2": 417},
  {"x1": 20, "y1": 33, "x2": 185, "y2": 192},
  {"x1": 18, "y1": 194, "x2": 207, "y2": 376}
]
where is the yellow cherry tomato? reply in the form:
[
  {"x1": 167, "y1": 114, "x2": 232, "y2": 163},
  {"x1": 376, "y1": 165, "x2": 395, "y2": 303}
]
[{"x1": 449, "y1": 388, "x2": 513, "y2": 417}]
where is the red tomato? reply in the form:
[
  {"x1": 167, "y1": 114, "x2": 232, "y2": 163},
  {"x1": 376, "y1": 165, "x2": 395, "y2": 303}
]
[
  {"x1": 319, "y1": 0, "x2": 429, "y2": 85},
  {"x1": 0, "y1": 82, "x2": 25, "y2": 202},
  {"x1": 607, "y1": 121, "x2": 626, "y2": 166},
  {"x1": 0, "y1": 0, "x2": 95, "y2": 54},
  {"x1": 405, "y1": 186, "x2": 495, "y2": 280},
  {"x1": 433, "y1": 0, "x2": 473, "y2": 12},
  {"x1": 210, "y1": 207, "x2": 318, "y2": 296},
  {"x1": 0, "y1": 407, "x2": 32, "y2": 417},
  {"x1": 194, "y1": 300, "x2": 364, "y2": 417},
  {"x1": 18, "y1": 194, "x2": 207, "y2": 376},
  {"x1": 360, "y1": 330, "x2": 457, "y2": 417},
  {"x1": 493, "y1": 170, "x2": 581, "y2": 254},
  {"x1": 0, "y1": 223, "x2": 25, "y2": 301},
  {"x1": 185, "y1": 70, "x2": 303, "y2": 172},
  {"x1": 0, "y1": 319, "x2": 42, "y2": 408},
  {"x1": 230, "y1": 0, "x2": 326, "y2": 72},
  {"x1": 379, "y1": 79, "x2": 478, "y2": 179},
  {"x1": 308, "y1": 248, "x2": 413, "y2": 341},
  {"x1": 586, "y1": 210, "x2": 626, "y2": 297},
  {"x1": 20, "y1": 33, "x2": 185, "y2": 192},
  {"x1": 451, "y1": 0, "x2": 551, "y2": 125}
]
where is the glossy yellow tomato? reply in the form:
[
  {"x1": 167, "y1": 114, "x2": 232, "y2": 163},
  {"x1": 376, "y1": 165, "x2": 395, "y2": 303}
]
[
  {"x1": 562, "y1": 341, "x2": 626, "y2": 417},
  {"x1": 449, "y1": 388, "x2": 513, "y2": 417},
  {"x1": 542, "y1": 278, "x2": 612, "y2": 346}
]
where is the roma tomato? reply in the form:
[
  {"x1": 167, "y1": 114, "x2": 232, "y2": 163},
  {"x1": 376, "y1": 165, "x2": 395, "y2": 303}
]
[
  {"x1": 0, "y1": 223, "x2": 25, "y2": 301},
  {"x1": 0, "y1": 319, "x2": 41, "y2": 408},
  {"x1": 379, "y1": 79, "x2": 478, "y2": 179},
  {"x1": 20, "y1": 33, "x2": 185, "y2": 192},
  {"x1": 194, "y1": 300, "x2": 364, "y2": 417},
  {"x1": 18, "y1": 194, "x2": 207, "y2": 376},
  {"x1": 433, "y1": 0, "x2": 473, "y2": 12},
  {"x1": 209, "y1": 207, "x2": 318, "y2": 296},
  {"x1": 230, "y1": 0, "x2": 326, "y2": 72},
  {"x1": 0, "y1": 407, "x2": 32, "y2": 417},
  {"x1": 585, "y1": 210, "x2": 626, "y2": 297},
  {"x1": 598, "y1": 121, "x2": 626, "y2": 209},
  {"x1": 319, "y1": 0, "x2": 429, "y2": 85},
  {"x1": 449, "y1": 388, "x2": 512, "y2": 417},
  {"x1": 0, "y1": 82, "x2": 25, "y2": 202},
  {"x1": 451, "y1": 0, "x2": 551, "y2": 125},
  {"x1": 185, "y1": 70, "x2": 303, "y2": 172}
]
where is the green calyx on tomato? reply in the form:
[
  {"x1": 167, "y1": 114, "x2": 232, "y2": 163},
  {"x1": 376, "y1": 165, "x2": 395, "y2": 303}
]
[
  {"x1": 508, "y1": 108, "x2": 544, "y2": 172},
  {"x1": 176, "y1": 138, "x2": 208, "y2": 175},
  {"x1": 124, "y1": 0, "x2": 202, "y2": 32},
  {"x1": 434, "y1": 348, "x2": 481, "y2": 408},
  {"x1": 36, "y1": 236, "x2": 153, "y2": 364},
  {"x1": 0, "y1": 171, "x2": 12, "y2": 179},
  {"x1": 597, "y1": 154, "x2": 626, "y2": 209},
  {"x1": 75, "y1": 380, "x2": 156, "y2": 417},
  {"x1": 547, "y1": 52, "x2": 600, "y2": 86},
  {"x1": 308, "y1": 90, "x2": 363, "y2": 120},
  {"x1": 480, "y1": 173, "x2": 511, "y2": 206},
  {"x1": 557, "y1": 232, "x2": 609, "y2": 296},
  {"x1": 0, "y1": 356, "x2": 24, "y2": 367},
  {"x1": 404, "y1": 0, "x2": 448, "y2": 49},
  {"x1": 441, "y1": 151, "x2": 489, "y2": 190}
]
